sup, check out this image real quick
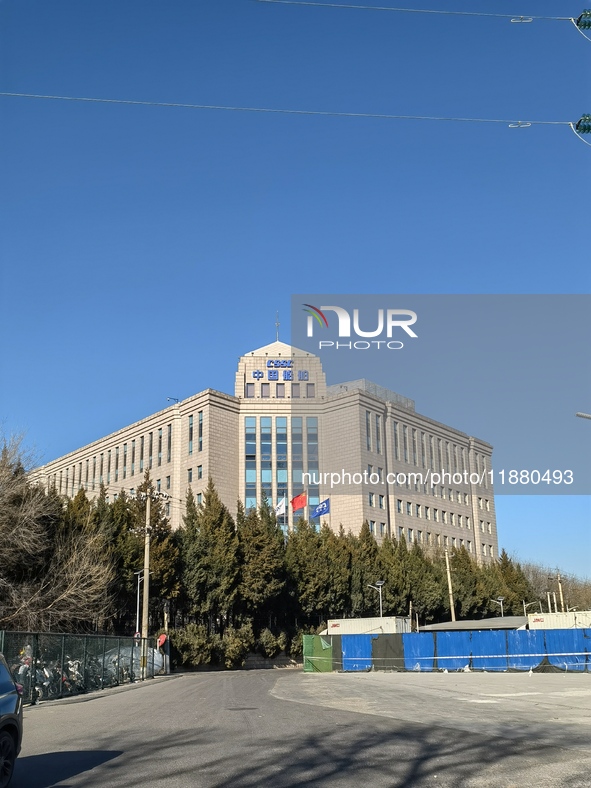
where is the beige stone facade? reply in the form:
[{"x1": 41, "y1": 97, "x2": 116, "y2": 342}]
[{"x1": 32, "y1": 341, "x2": 498, "y2": 563}]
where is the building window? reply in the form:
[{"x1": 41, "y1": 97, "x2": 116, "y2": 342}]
[
  {"x1": 306, "y1": 383, "x2": 315, "y2": 398},
  {"x1": 486, "y1": 499, "x2": 490, "y2": 511},
  {"x1": 188, "y1": 415, "x2": 193, "y2": 454},
  {"x1": 197, "y1": 493, "x2": 202, "y2": 505},
  {"x1": 403, "y1": 425, "x2": 409, "y2": 462},
  {"x1": 380, "y1": 522, "x2": 385, "y2": 537},
  {"x1": 198, "y1": 411, "x2": 203, "y2": 452},
  {"x1": 412, "y1": 429, "x2": 418, "y2": 465},
  {"x1": 245, "y1": 416, "x2": 257, "y2": 510},
  {"x1": 466, "y1": 517, "x2": 471, "y2": 529},
  {"x1": 393, "y1": 421, "x2": 399, "y2": 461},
  {"x1": 375, "y1": 414, "x2": 381, "y2": 454},
  {"x1": 369, "y1": 520, "x2": 375, "y2": 534},
  {"x1": 408, "y1": 528, "x2": 413, "y2": 542},
  {"x1": 107, "y1": 450, "x2": 111, "y2": 484},
  {"x1": 366, "y1": 411, "x2": 372, "y2": 451},
  {"x1": 415, "y1": 503, "x2": 421, "y2": 517},
  {"x1": 480, "y1": 520, "x2": 485, "y2": 532},
  {"x1": 291, "y1": 383, "x2": 300, "y2": 398},
  {"x1": 458, "y1": 515, "x2": 463, "y2": 528},
  {"x1": 261, "y1": 383, "x2": 270, "y2": 398},
  {"x1": 434, "y1": 509, "x2": 439, "y2": 522},
  {"x1": 479, "y1": 497, "x2": 483, "y2": 509},
  {"x1": 276, "y1": 383, "x2": 285, "y2": 398},
  {"x1": 464, "y1": 493, "x2": 469, "y2": 505},
  {"x1": 123, "y1": 444, "x2": 127, "y2": 479},
  {"x1": 167, "y1": 424, "x2": 172, "y2": 463},
  {"x1": 369, "y1": 493, "x2": 375, "y2": 507},
  {"x1": 398, "y1": 526, "x2": 404, "y2": 540},
  {"x1": 397, "y1": 499, "x2": 402, "y2": 513},
  {"x1": 156, "y1": 479, "x2": 161, "y2": 491},
  {"x1": 442, "y1": 511, "x2": 447, "y2": 524},
  {"x1": 450, "y1": 513, "x2": 455, "y2": 526},
  {"x1": 131, "y1": 439, "x2": 135, "y2": 476},
  {"x1": 487, "y1": 522, "x2": 492, "y2": 534},
  {"x1": 166, "y1": 475, "x2": 171, "y2": 490},
  {"x1": 379, "y1": 495, "x2": 385, "y2": 509},
  {"x1": 112, "y1": 450, "x2": 116, "y2": 483},
  {"x1": 140, "y1": 436, "x2": 144, "y2": 472},
  {"x1": 489, "y1": 545, "x2": 494, "y2": 557},
  {"x1": 425, "y1": 506, "x2": 430, "y2": 520},
  {"x1": 417, "y1": 530, "x2": 422, "y2": 543},
  {"x1": 245, "y1": 383, "x2": 255, "y2": 398},
  {"x1": 157, "y1": 428, "x2": 162, "y2": 467},
  {"x1": 188, "y1": 468, "x2": 192, "y2": 483},
  {"x1": 165, "y1": 503, "x2": 170, "y2": 517},
  {"x1": 452, "y1": 537, "x2": 456, "y2": 548},
  {"x1": 406, "y1": 501, "x2": 412, "y2": 516},
  {"x1": 197, "y1": 465, "x2": 203, "y2": 479}
]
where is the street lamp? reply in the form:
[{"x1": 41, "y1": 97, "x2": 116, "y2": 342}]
[
  {"x1": 368, "y1": 580, "x2": 385, "y2": 617},
  {"x1": 522, "y1": 600, "x2": 538, "y2": 617},
  {"x1": 134, "y1": 569, "x2": 153, "y2": 635},
  {"x1": 491, "y1": 596, "x2": 505, "y2": 617},
  {"x1": 134, "y1": 570, "x2": 143, "y2": 634}
]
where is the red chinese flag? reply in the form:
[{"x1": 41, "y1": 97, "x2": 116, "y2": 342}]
[{"x1": 291, "y1": 492, "x2": 307, "y2": 511}]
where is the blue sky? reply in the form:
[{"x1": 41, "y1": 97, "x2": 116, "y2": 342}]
[{"x1": 1, "y1": 1, "x2": 589, "y2": 576}]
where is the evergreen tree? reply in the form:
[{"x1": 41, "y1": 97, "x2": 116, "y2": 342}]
[
  {"x1": 284, "y1": 520, "x2": 325, "y2": 624},
  {"x1": 237, "y1": 502, "x2": 286, "y2": 626},
  {"x1": 350, "y1": 522, "x2": 379, "y2": 617},
  {"x1": 182, "y1": 479, "x2": 239, "y2": 633}
]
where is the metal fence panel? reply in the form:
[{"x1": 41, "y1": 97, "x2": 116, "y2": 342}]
[{"x1": 0, "y1": 631, "x2": 158, "y2": 704}]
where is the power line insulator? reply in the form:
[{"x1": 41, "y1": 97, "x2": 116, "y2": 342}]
[
  {"x1": 575, "y1": 114, "x2": 591, "y2": 133},
  {"x1": 576, "y1": 9, "x2": 591, "y2": 29}
]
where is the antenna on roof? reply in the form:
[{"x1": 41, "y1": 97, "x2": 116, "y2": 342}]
[{"x1": 275, "y1": 311, "x2": 280, "y2": 342}]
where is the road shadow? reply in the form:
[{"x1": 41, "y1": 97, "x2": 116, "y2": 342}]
[{"x1": 12, "y1": 749, "x2": 122, "y2": 788}]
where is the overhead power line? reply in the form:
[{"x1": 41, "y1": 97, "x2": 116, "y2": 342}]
[
  {"x1": 2, "y1": 91, "x2": 588, "y2": 144},
  {"x1": 254, "y1": 0, "x2": 572, "y2": 23},
  {"x1": 0, "y1": 91, "x2": 572, "y2": 125}
]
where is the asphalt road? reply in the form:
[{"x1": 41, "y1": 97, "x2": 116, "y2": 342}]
[{"x1": 12, "y1": 669, "x2": 591, "y2": 787}]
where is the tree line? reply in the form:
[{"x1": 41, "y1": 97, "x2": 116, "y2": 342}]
[{"x1": 1, "y1": 440, "x2": 588, "y2": 668}]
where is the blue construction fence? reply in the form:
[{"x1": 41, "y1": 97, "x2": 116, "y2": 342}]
[{"x1": 303, "y1": 629, "x2": 591, "y2": 673}]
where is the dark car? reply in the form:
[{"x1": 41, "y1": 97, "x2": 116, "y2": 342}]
[{"x1": 0, "y1": 654, "x2": 23, "y2": 788}]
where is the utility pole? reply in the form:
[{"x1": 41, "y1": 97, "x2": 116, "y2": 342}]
[
  {"x1": 141, "y1": 493, "x2": 151, "y2": 679},
  {"x1": 444, "y1": 549, "x2": 456, "y2": 622}
]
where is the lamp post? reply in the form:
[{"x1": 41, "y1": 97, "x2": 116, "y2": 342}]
[
  {"x1": 368, "y1": 580, "x2": 385, "y2": 617},
  {"x1": 134, "y1": 570, "x2": 143, "y2": 634},
  {"x1": 522, "y1": 600, "x2": 538, "y2": 617},
  {"x1": 491, "y1": 596, "x2": 505, "y2": 617}
]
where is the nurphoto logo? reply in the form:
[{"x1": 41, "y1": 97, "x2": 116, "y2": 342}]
[{"x1": 302, "y1": 303, "x2": 418, "y2": 350}]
